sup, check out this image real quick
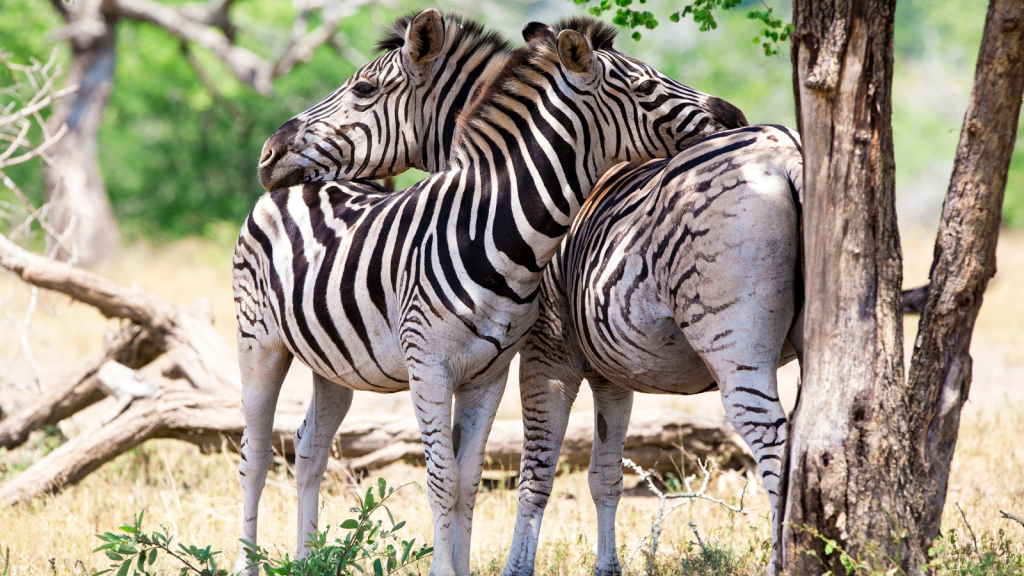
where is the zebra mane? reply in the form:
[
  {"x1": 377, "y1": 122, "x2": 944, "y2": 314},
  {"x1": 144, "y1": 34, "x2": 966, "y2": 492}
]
[
  {"x1": 452, "y1": 16, "x2": 617, "y2": 155},
  {"x1": 375, "y1": 11, "x2": 512, "y2": 55},
  {"x1": 551, "y1": 16, "x2": 618, "y2": 51}
]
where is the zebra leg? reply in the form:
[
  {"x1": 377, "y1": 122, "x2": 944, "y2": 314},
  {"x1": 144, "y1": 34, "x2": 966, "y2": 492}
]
[
  {"x1": 451, "y1": 368, "x2": 509, "y2": 575},
  {"x1": 504, "y1": 261, "x2": 588, "y2": 576},
  {"x1": 679, "y1": 310, "x2": 791, "y2": 573},
  {"x1": 408, "y1": 366, "x2": 459, "y2": 576},
  {"x1": 503, "y1": 361, "x2": 583, "y2": 576},
  {"x1": 587, "y1": 377, "x2": 633, "y2": 576},
  {"x1": 716, "y1": 363, "x2": 786, "y2": 573},
  {"x1": 294, "y1": 374, "x2": 354, "y2": 558},
  {"x1": 234, "y1": 340, "x2": 292, "y2": 576}
]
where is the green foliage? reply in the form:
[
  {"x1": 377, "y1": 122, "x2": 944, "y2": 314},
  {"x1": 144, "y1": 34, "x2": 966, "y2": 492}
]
[
  {"x1": 926, "y1": 527, "x2": 1024, "y2": 576},
  {"x1": 677, "y1": 539, "x2": 745, "y2": 575},
  {"x1": 571, "y1": 0, "x2": 790, "y2": 54},
  {"x1": 91, "y1": 478, "x2": 432, "y2": 576},
  {"x1": 93, "y1": 510, "x2": 229, "y2": 576}
]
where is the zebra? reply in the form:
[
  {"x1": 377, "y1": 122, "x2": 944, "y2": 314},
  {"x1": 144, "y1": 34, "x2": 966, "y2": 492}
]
[
  {"x1": 235, "y1": 11, "x2": 513, "y2": 573},
  {"x1": 233, "y1": 14, "x2": 746, "y2": 576},
  {"x1": 502, "y1": 125, "x2": 804, "y2": 576}
]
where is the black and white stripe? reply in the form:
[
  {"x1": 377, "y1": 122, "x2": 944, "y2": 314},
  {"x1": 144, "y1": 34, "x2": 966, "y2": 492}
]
[
  {"x1": 505, "y1": 125, "x2": 804, "y2": 576},
  {"x1": 233, "y1": 15, "x2": 742, "y2": 576}
]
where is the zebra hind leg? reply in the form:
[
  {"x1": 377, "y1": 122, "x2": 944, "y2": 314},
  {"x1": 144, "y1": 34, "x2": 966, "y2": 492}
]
[
  {"x1": 294, "y1": 374, "x2": 354, "y2": 558},
  {"x1": 451, "y1": 367, "x2": 509, "y2": 575},
  {"x1": 587, "y1": 376, "x2": 633, "y2": 576},
  {"x1": 503, "y1": 360, "x2": 584, "y2": 576},
  {"x1": 705, "y1": 357, "x2": 787, "y2": 575},
  {"x1": 234, "y1": 339, "x2": 292, "y2": 576}
]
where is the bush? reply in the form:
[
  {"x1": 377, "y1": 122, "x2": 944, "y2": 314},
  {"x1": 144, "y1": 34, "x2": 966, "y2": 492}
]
[{"x1": 91, "y1": 478, "x2": 431, "y2": 576}]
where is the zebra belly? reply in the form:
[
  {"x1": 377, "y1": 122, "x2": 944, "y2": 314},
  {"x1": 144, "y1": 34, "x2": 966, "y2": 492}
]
[{"x1": 578, "y1": 305, "x2": 716, "y2": 395}]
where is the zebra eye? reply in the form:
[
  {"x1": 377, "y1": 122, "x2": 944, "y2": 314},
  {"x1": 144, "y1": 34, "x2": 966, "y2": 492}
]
[
  {"x1": 352, "y1": 81, "x2": 377, "y2": 97},
  {"x1": 634, "y1": 80, "x2": 657, "y2": 96}
]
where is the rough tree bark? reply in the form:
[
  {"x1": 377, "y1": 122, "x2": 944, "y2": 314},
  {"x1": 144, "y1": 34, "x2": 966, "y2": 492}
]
[
  {"x1": 783, "y1": 0, "x2": 1024, "y2": 573},
  {"x1": 903, "y1": 0, "x2": 1024, "y2": 556},
  {"x1": 44, "y1": 0, "x2": 119, "y2": 265},
  {"x1": 782, "y1": 0, "x2": 912, "y2": 572}
]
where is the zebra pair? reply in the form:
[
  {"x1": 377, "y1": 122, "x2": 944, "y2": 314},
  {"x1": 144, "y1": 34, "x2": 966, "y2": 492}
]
[{"x1": 232, "y1": 10, "x2": 743, "y2": 576}]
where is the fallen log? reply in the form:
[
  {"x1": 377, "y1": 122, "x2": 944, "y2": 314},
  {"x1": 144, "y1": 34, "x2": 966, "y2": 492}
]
[
  {"x1": 0, "y1": 365, "x2": 750, "y2": 505},
  {"x1": 0, "y1": 234, "x2": 240, "y2": 393},
  {"x1": 0, "y1": 323, "x2": 163, "y2": 449}
]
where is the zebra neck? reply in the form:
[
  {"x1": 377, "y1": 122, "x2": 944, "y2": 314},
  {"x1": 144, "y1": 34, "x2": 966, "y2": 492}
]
[
  {"x1": 457, "y1": 117, "x2": 605, "y2": 288},
  {"x1": 419, "y1": 48, "x2": 511, "y2": 173}
]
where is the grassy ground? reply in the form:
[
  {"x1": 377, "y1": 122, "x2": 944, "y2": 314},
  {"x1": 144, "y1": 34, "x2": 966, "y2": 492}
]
[{"x1": 1, "y1": 228, "x2": 1023, "y2": 575}]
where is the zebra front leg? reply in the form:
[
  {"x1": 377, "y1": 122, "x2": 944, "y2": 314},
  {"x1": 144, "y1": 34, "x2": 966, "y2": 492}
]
[
  {"x1": 295, "y1": 374, "x2": 354, "y2": 558},
  {"x1": 235, "y1": 341, "x2": 292, "y2": 576},
  {"x1": 587, "y1": 376, "x2": 633, "y2": 576},
  {"x1": 503, "y1": 364, "x2": 583, "y2": 576},
  {"x1": 451, "y1": 368, "x2": 509, "y2": 575},
  {"x1": 408, "y1": 366, "x2": 459, "y2": 576}
]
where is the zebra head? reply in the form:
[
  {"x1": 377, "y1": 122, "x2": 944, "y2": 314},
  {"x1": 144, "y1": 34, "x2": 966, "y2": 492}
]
[
  {"x1": 483, "y1": 17, "x2": 747, "y2": 172},
  {"x1": 258, "y1": 10, "x2": 511, "y2": 190}
]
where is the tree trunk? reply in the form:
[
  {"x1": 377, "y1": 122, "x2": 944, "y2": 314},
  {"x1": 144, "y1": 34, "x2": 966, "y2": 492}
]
[
  {"x1": 903, "y1": 0, "x2": 1024, "y2": 556},
  {"x1": 782, "y1": 0, "x2": 913, "y2": 573},
  {"x1": 44, "y1": 1, "x2": 119, "y2": 266}
]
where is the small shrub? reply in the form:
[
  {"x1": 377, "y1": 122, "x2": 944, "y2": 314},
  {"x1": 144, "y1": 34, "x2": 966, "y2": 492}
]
[{"x1": 90, "y1": 477, "x2": 432, "y2": 576}]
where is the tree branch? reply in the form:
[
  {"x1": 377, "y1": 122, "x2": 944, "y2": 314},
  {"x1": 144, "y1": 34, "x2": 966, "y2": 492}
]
[
  {"x1": 112, "y1": 0, "x2": 274, "y2": 93},
  {"x1": 905, "y1": 0, "x2": 1024, "y2": 553},
  {"x1": 109, "y1": 0, "x2": 372, "y2": 94}
]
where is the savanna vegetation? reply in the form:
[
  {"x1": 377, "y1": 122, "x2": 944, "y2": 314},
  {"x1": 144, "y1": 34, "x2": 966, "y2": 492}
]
[{"x1": 1, "y1": 0, "x2": 1023, "y2": 574}]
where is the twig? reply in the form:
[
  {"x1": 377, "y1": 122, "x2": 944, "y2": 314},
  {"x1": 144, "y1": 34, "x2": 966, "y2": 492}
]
[
  {"x1": 956, "y1": 502, "x2": 981, "y2": 561},
  {"x1": 622, "y1": 457, "x2": 747, "y2": 575},
  {"x1": 687, "y1": 520, "x2": 707, "y2": 553},
  {"x1": 1000, "y1": 510, "x2": 1024, "y2": 530}
]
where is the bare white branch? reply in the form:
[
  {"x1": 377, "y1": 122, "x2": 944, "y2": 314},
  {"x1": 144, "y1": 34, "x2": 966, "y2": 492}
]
[{"x1": 622, "y1": 457, "x2": 748, "y2": 576}]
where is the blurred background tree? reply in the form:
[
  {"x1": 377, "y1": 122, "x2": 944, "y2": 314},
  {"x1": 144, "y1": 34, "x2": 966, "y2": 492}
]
[{"x1": 1, "y1": 0, "x2": 1020, "y2": 258}]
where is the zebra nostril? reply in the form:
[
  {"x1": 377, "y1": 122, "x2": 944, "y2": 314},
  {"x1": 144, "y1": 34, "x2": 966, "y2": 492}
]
[{"x1": 260, "y1": 147, "x2": 275, "y2": 166}]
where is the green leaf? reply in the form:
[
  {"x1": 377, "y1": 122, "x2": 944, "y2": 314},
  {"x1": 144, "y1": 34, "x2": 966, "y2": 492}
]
[
  {"x1": 669, "y1": 11, "x2": 680, "y2": 22},
  {"x1": 116, "y1": 560, "x2": 132, "y2": 576},
  {"x1": 401, "y1": 539, "x2": 415, "y2": 564},
  {"x1": 341, "y1": 519, "x2": 359, "y2": 530},
  {"x1": 105, "y1": 551, "x2": 124, "y2": 562},
  {"x1": 378, "y1": 478, "x2": 386, "y2": 500},
  {"x1": 631, "y1": 31, "x2": 641, "y2": 40},
  {"x1": 373, "y1": 558, "x2": 383, "y2": 576}
]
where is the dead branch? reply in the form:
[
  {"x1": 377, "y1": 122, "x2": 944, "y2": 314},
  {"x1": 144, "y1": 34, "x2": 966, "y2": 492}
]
[
  {"x1": 0, "y1": 323, "x2": 163, "y2": 449},
  {"x1": 623, "y1": 457, "x2": 748, "y2": 575}
]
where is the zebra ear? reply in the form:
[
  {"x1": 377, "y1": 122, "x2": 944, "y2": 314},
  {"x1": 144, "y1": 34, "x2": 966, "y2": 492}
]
[
  {"x1": 556, "y1": 29, "x2": 593, "y2": 75},
  {"x1": 522, "y1": 22, "x2": 555, "y2": 45},
  {"x1": 404, "y1": 9, "x2": 446, "y2": 64}
]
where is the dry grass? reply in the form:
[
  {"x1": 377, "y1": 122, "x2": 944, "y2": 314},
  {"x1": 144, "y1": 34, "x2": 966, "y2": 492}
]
[{"x1": 0, "y1": 227, "x2": 1023, "y2": 575}]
